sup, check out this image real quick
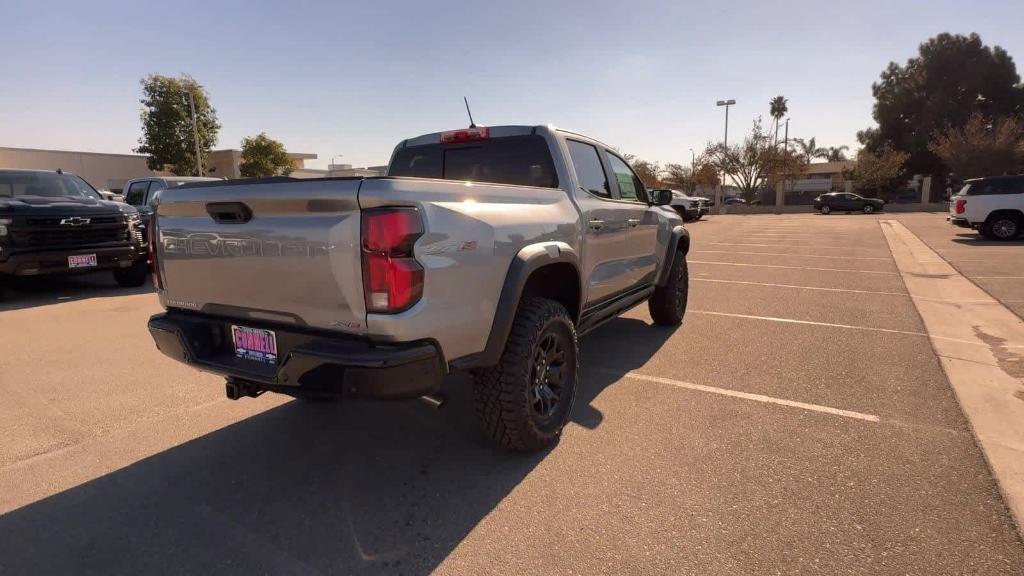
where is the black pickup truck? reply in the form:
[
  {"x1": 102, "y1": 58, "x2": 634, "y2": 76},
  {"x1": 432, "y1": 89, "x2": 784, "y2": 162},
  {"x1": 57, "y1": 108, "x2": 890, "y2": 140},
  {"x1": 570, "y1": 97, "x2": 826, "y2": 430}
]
[{"x1": 0, "y1": 169, "x2": 148, "y2": 288}]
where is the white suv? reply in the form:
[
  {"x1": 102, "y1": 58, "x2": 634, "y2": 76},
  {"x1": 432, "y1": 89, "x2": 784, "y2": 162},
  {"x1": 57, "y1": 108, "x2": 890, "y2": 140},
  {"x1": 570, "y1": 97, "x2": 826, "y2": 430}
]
[{"x1": 949, "y1": 176, "x2": 1024, "y2": 240}]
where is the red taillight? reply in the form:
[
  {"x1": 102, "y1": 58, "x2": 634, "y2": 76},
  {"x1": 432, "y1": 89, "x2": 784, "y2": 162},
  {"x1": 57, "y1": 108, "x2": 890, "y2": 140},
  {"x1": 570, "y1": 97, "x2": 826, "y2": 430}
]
[
  {"x1": 147, "y1": 222, "x2": 163, "y2": 290},
  {"x1": 440, "y1": 127, "x2": 489, "y2": 144},
  {"x1": 955, "y1": 198, "x2": 967, "y2": 214},
  {"x1": 361, "y1": 208, "x2": 424, "y2": 313}
]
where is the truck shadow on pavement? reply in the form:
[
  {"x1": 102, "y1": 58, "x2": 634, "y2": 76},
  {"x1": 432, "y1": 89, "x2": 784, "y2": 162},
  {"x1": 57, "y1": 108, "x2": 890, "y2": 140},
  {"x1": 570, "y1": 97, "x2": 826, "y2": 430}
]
[
  {"x1": 951, "y1": 234, "x2": 1024, "y2": 246},
  {"x1": 0, "y1": 316, "x2": 674, "y2": 575},
  {"x1": 0, "y1": 275, "x2": 153, "y2": 312}
]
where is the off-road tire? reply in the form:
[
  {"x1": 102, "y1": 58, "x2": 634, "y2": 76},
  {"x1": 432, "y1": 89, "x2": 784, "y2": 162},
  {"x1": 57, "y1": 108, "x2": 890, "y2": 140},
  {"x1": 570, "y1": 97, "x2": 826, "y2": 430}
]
[
  {"x1": 113, "y1": 261, "x2": 148, "y2": 287},
  {"x1": 472, "y1": 298, "x2": 578, "y2": 452},
  {"x1": 648, "y1": 250, "x2": 688, "y2": 326}
]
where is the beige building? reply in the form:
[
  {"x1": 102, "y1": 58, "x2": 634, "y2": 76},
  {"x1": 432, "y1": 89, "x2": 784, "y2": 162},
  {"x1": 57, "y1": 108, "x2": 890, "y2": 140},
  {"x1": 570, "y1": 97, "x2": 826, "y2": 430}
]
[{"x1": 0, "y1": 146, "x2": 318, "y2": 192}]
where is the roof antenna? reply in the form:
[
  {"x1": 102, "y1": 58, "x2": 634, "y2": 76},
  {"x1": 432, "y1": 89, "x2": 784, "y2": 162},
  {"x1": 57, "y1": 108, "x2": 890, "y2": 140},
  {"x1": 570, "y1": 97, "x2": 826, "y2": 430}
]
[{"x1": 463, "y1": 96, "x2": 476, "y2": 128}]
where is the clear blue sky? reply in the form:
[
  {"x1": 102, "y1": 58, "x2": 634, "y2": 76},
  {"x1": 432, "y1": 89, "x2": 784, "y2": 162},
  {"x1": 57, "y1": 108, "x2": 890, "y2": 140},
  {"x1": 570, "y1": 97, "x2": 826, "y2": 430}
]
[{"x1": 3, "y1": 0, "x2": 1023, "y2": 169}]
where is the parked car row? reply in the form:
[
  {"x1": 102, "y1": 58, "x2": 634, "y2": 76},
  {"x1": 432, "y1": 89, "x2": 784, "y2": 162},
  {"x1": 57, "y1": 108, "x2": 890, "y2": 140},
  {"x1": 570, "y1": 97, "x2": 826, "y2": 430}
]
[{"x1": 0, "y1": 169, "x2": 223, "y2": 295}]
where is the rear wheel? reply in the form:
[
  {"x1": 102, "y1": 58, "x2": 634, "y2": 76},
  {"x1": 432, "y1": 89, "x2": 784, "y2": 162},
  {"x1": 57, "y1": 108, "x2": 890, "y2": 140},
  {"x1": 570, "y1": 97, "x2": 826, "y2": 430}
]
[
  {"x1": 820, "y1": 205, "x2": 832, "y2": 215},
  {"x1": 472, "y1": 298, "x2": 578, "y2": 452},
  {"x1": 648, "y1": 250, "x2": 688, "y2": 326},
  {"x1": 113, "y1": 260, "x2": 148, "y2": 287},
  {"x1": 981, "y1": 215, "x2": 1021, "y2": 241}
]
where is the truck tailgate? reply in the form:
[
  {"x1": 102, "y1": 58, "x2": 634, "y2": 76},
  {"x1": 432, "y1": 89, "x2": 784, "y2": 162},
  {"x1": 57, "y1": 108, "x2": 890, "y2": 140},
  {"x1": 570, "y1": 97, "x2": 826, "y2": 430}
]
[{"x1": 155, "y1": 178, "x2": 366, "y2": 334}]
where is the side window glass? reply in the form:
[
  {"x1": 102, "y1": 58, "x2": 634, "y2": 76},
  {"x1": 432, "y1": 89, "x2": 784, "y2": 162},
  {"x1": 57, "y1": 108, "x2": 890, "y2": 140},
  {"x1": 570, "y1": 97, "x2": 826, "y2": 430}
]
[
  {"x1": 607, "y1": 153, "x2": 644, "y2": 202},
  {"x1": 567, "y1": 140, "x2": 610, "y2": 198},
  {"x1": 146, "y1": 180, "x2": 166, "y2": 204},
  {"x1": 125, "y1": 181, "x2": 149, "y2": 206}
]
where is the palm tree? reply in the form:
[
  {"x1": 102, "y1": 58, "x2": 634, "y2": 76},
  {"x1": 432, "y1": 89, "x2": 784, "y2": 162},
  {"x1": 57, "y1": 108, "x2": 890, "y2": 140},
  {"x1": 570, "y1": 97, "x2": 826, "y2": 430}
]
[
  {"x1": 824, "y1": 145, "x2": 850, "y2": 162},
  {"x1": 769, "y1": 96, "x2": 788, "y2": 146},
  {"x1": 793, "y1": 137, "x2": 827, "y2": 161}
]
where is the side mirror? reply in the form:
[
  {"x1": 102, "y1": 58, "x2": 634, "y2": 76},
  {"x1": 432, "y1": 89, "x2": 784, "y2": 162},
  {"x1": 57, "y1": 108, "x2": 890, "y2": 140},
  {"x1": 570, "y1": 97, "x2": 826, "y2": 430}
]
[{"x1": 651, "y1": 189, "x2": 673, "y2": 206}]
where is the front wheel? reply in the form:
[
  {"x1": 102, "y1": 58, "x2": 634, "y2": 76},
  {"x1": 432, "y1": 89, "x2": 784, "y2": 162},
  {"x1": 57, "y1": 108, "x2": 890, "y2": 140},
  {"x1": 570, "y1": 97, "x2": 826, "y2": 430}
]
[
  {"x1": 820, "y1": 205, "x2": 832, "y2": 215},
  {"x1": 862, "y1": 204, "x2": 875, "y2": 214},
  {"x1": 472, "y1": 298, "x2": 579, "y2": 452},
  {"x1": 648, "y1": 251, "x2": 688, "y2": 326}
]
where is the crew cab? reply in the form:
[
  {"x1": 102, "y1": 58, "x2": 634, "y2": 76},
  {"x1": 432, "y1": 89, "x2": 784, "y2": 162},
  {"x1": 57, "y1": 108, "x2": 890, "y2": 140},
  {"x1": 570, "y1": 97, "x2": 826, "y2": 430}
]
[
  {"x1": 146, "y1": 125, "x2": 690, "y2": 452},
  {"x1": 949, "y1": 175, "x2": 1024, "y2": 240},
  {"x1": 0, "y1": 169, "x2": 147, "y2": 287}
]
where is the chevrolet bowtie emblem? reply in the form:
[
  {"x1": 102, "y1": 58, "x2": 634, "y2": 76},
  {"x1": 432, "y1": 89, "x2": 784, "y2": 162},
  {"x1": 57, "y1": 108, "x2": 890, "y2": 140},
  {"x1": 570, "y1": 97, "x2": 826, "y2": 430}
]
[{"x1": 60, "y1": 217, "x2": 91, "y2": 226}]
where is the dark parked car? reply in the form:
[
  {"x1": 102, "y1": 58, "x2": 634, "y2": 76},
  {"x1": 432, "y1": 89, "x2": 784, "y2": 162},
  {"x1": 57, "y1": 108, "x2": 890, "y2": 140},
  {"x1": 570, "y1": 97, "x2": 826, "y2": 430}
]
[
  {"x1": 813, "y1": 192, "x2": 885, "y2": 214},
  {"x1": 0, "y1": 169, "x2": 147, "y2": 288}
]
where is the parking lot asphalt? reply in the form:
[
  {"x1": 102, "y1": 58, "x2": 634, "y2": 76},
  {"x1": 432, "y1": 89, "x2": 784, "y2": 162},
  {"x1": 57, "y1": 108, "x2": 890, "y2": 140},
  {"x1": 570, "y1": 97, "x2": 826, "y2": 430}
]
[
  {"x1": 896, "y1": 212, "x2": 1024, "y2": 320},
  {"x1": 2, "y1": 213, "x2": 1024, "y2": 575}
]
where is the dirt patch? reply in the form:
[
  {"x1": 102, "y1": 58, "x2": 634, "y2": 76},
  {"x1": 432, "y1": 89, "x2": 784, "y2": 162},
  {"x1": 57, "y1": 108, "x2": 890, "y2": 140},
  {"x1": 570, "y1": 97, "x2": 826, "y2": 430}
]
[{"x1": 973, "y1": 326, "x2": 1024, "y2": 379}]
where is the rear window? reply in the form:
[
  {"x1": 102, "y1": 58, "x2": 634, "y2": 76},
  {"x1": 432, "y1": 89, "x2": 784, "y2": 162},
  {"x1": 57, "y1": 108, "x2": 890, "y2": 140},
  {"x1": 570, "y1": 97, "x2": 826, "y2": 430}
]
[{"x1": 389, "y1": 135, "x2": 558, "y2": 188}]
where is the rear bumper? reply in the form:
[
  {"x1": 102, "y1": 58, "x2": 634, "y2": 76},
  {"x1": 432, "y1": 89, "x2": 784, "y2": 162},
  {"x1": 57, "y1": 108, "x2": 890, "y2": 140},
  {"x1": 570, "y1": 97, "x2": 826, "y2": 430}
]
[
  {"x1": 0, "y1": 244, "x2": 142, "y2": 276},
  {"x1": 948, "y1": 216, "x2": 973, "y2": 228},
  {"x1": 147, "y1": 311, "x2": 444, "y2": 400}
]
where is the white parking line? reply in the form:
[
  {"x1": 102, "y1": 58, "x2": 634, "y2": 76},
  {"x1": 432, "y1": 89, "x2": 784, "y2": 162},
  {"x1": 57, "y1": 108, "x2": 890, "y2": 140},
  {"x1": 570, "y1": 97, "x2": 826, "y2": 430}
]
[
  {"x1": 707, "y1": 242, "x2": 891, "y2": 254},
  {"x1": 972, "y1": 276, "x2": 1024, "y2": 280},
  {"x1": 608, "y1": 370, "x2": 880, "y2": 423},
  {"x1": 689, "y1": 309, "x2": 1024, "y2": 348},
  {"x1": 689, "y1": 260, "x2": 898, "y2": 275},
  {"x1": 693, "y1": 250, "x2": 892, "y2": 261},
  {"x1": 692, "y1": 278, "x2": 906, "y2": 296}
]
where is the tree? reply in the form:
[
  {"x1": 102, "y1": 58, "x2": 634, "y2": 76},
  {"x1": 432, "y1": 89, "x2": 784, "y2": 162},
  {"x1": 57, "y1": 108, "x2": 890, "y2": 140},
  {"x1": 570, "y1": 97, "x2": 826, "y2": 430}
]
[
  {"x1": 792, "y1": 137, "x2": 827, "y2": 162},
  {"x1": 240, "y1": 133, "x2": 294, "y2": 178},
  {"x1": 858, "y1": 33, "x2": 1024, "y2": 176},
  {"x1": 136, "y1": 74, "x2": 220, "y2": 176},
  {"x1": 769, "y1": 95, "x2": 788, "y2": 145},
  {"x1": 849, "y1": 146, "x2": 910, "y2": 197},
  {"x1": 929, "y1": 113, "x2": 1024, "y2": 179},
  {"x1": 824, "y1": 146, "x2": 850, "y2": 162},
  {"x1": 703, "y1": 118, "x2": 806, "y2": 200},
  {"x1": 624, "y1": 154, "x2": 662, "y2": 188},
  {"x1": 661, "y1": 163, "x2": 691, "y2": 191}
]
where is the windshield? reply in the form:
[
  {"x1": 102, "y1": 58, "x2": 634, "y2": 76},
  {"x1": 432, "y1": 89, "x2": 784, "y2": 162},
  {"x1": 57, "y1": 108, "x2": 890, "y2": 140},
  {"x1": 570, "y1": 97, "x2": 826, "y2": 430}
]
[{"x1": 0, "y1": 171, "x2": 102, "y2": 199}]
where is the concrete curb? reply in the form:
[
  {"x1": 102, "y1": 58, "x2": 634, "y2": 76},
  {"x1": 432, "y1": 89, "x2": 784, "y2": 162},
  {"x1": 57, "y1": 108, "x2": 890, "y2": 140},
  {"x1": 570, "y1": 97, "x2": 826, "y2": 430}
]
[{"x1": 881, "y1": 219, "x2": 1024, "y2": 540}]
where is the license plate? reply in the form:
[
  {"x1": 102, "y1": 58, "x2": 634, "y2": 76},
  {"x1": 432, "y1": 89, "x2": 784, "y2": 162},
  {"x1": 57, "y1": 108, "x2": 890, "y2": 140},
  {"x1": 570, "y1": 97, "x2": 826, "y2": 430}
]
[
  {"x1": 231, "y1": 325, "x2": 278, "y2": 364},
  {"x1": 68, "y1": 254, "x2": 97, "y2": 268}
]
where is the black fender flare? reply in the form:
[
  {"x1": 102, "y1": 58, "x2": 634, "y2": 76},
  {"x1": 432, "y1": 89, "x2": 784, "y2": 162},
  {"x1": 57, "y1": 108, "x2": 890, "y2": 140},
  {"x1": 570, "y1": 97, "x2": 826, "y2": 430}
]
[
  {"x1": 449, "y1": 242, "x2": 581, "y2": 370},
  {"x1": 655, "y1": 225, "x2": 690, "y2": 287}
]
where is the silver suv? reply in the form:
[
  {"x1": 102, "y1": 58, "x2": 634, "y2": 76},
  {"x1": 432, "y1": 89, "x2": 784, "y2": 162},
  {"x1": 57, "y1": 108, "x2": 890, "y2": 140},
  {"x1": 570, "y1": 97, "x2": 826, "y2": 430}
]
[{"x1": 146, "y1": 125, "x2": 690, "y2": 451}]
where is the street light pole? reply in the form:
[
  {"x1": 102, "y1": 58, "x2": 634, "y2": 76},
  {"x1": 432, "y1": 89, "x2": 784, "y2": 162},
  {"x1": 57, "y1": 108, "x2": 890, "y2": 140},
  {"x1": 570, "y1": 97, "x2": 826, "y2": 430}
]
[
  {"x1": 188, "y1": 89, "x2": 202, "y2": 177},
  {"x1": 716, "y1": 99, "x2": 736, "y2": 212}
]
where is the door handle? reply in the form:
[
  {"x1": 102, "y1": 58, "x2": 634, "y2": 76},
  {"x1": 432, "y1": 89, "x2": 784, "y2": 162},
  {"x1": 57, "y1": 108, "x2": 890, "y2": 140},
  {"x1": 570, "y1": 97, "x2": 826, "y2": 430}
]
[
  {"x1": 627, "y1": 218, "x2": 641, "y2": 227},
  {"x1": 588, "y1": 219, "x2": 605, "y2": 230},
  {"x1": 206, "y1": 202, "x2": 253, "y2": 224}
]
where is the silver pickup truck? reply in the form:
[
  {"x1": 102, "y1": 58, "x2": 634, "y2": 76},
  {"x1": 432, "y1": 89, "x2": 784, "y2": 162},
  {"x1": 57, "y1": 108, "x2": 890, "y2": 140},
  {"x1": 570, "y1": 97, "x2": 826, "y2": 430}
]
[{"x1": 147, "y1": 125, "x2": 690, "y2": 451}]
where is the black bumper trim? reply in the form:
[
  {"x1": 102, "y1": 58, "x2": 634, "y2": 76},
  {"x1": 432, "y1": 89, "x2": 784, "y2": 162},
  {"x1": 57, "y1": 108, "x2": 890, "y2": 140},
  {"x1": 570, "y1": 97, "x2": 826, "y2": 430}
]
[
  {"x1": 0, "y1": 245, "x2": 143, "y2": 275},
  {"x1": 949, "y1": 216, "x2": 973, "y2": 229},
  {"x1": 148, "y1": 311, "x2": 444, "y2": 400}
]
